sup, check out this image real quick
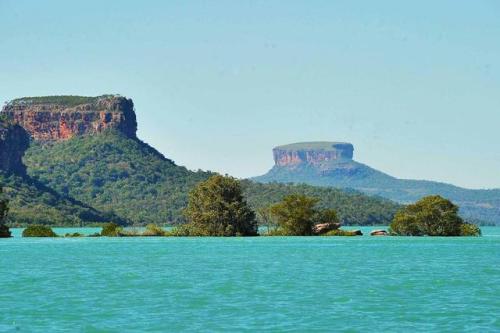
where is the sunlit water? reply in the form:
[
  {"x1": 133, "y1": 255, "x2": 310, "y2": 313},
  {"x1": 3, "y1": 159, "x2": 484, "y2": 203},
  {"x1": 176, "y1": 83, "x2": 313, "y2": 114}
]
[{"x1": 1, "y1": 227, "x2": 499, "y2": 332}]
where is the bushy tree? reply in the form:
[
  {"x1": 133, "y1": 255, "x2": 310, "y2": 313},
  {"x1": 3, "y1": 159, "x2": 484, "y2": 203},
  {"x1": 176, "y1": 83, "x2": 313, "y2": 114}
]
[
  {"x1": 270, "y1": 194, "x2": 319, "y2": 236},
  {"x1": 101, "y1": 222, "x2": 122, "y2": 237},
  {"x1": 183, "y1": 175, "x2": 257, "y2": 236},
  {"x1": 390, "y1": 195, "x2": 480, "y2": 236},
  {"x1": 22, "y1": 225, "x2": 57, "y2": 237},
  {"x1": 142, "y1": 223, "x2": 166, "y2": 236},
  {"x1": 460, "y1": 223, "x2": 482, "y2": 237},
  {"x1": 315, "y1": 209, "x2": 340, "y2": 225},
  {"x1": 0, "y1": 187, "x2": 11, "y2": 238}
]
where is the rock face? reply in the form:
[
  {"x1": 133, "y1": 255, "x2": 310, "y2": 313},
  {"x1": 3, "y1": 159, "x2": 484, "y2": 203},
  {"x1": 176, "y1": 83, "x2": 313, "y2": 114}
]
[
  {"x1": 1, "y1": 95, "x2": 137, "y2": 142},
  {"x1": 370, "y1": 230, "x2": 389, "y2": 236},
  {"x1": 0, "y1": 118, "x2": 30, "y2": 175},
  {"x1": 273, "y1": 142, "x2": 354, "y2": 168},
  {"x1": 312, "y1": 222, "x2": 341, "y2": 235}
]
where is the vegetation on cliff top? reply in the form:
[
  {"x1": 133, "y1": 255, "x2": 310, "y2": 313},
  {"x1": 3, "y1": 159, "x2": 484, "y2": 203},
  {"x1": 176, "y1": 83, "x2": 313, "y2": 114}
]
[
  {"x1": 274, "y1": 141, "x2": 353, "y2": 151},
  {"x1": 389, "y1": 195, "x2": 481, "y2": 236},
  {"x1": 7, "y1": 95, "x2": 120, "y2": 107}
]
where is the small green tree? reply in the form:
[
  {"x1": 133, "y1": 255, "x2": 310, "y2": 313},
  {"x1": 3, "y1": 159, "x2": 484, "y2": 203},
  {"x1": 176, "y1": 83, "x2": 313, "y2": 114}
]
[
  {"x1": 22, "y1": 225, "x2": 57, "y2": 237},
  {"x1": 0, "y1": 187, "x2": 11, "y2": 238},
  {"x1": 101, "y1": 222, "x2": 122, "y2": 237},
  {"x1": 270, "y1": 194, "x2": 319, "y2": 236},
  {"x1": 460, "y1": 223, "x2": 481, "y2": 237},
  {"x1": 256, "y1": 206, "x2": 276, "y2": 234},
  {"x1": 389, "y1": 195, "x2": 477, "y2": 236},
  {"x1": 183, "y1": 175, "x2": 257, "y2": 236},
  {"x1": 315, "y1": 209, "x2": 340, "y2": 225}
]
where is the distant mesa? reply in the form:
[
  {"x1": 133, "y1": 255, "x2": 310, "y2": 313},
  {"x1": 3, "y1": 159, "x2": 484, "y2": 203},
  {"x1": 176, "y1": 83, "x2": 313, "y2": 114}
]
[
  {"x1": 1, "y1": 95, "x2": 137, "y2": 142},
  {"x1": 273, "y1": 142, "x2": 354, "y2": 167}
]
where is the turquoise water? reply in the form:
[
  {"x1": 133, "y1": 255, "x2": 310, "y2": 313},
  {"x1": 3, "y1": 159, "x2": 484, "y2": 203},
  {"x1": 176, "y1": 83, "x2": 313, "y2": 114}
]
[{"x1": 1, "y1": 227, "x2": 500, "y2": 332}]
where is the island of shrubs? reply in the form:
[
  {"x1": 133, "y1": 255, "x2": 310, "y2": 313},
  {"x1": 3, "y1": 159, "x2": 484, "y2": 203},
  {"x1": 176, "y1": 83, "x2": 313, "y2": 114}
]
[{"x1": 3, "y1": 176, "x2": 482, "y2": 238}]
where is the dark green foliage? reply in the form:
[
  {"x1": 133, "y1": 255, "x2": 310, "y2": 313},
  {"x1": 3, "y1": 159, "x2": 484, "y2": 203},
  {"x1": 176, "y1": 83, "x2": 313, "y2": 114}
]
[
  {"x1": 142, "y1": 224, "x2": 166, "y2": 236},
  {"x1": 183, "y1": 175, "x2": 257, "y2": 236},
  {"x1": 0, "y1": 187, "x2": 10, "y2": 237},
  {"x1": 22, "y1": 225, "x2": 57, "y2": 237},
  {"x1": 24, "y1": 130, "x2": 211, "y2": 225},
  {"x1": 315, "y1": 209, "x2": 340, "y2": 225},
  {"x1": 389, "y1": 195, "x2": 481, "y2": 236},
  {"x1": 65, "y1": 232, "x2": 84, "y2": 237},
  {"x1": 101, "y1": 223, "x2": 122, "y2": 237},
  {"x1": 7, "y1": 95, "x2": 117, "y2": 107},
  {"x1": 460, "y1": 223, "x2": 482, "y2": 237},
  {"x1": 0, "y1": 172, "x2": 126, "y2": 226},
  {"x1": 0, "y1": 186, "x2": 8, "y2": 223},
  {"x1": 242, "y1": 181, "x2": 400, "y2": 226},
  {"x1": 0, "y1": 224, "x2": 11, "y2": 238},
  {"x1": 270, "y1": 194, "x2": 319, "y2": 236}
]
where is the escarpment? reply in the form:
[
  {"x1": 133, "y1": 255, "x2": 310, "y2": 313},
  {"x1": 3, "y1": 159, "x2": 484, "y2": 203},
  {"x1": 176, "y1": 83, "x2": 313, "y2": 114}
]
[
  {"x1": 0, "y1": 118, "x2": 29, "y2": 175},
  {"x1": 1, "y1": 95, "x2": 137, "y2": 141},
  {"x1": 273, "y1": 142, "x2": 354, "y2": 168}
]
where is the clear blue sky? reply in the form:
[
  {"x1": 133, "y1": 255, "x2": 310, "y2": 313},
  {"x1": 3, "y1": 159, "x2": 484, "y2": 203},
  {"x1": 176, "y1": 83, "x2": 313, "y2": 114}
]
[{"x1": 1, "y1": 0, "x2": 499, "y2": 189}]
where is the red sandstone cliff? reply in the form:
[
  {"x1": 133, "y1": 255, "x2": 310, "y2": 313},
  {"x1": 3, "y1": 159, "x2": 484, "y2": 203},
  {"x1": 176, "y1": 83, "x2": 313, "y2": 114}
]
[
  {"x1": 1, "y1": 95, "x2": 137, "y2": 141},
  {"x1": 272, "y1": 142, "x2": 354, "y2": 167}
]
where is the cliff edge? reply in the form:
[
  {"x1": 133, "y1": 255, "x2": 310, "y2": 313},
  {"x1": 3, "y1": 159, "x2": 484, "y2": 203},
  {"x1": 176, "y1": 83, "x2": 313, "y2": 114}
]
[{"x1": 2, "y1": 95, "x2": 137, "y2": 141}]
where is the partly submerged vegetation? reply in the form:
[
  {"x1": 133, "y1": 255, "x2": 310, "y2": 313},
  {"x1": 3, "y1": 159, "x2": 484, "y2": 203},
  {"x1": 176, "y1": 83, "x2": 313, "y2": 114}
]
[
  {"x1": 389, "y1": 195, "x2": 481, "y2": 237},
  {"x1": 268, "y1": 194, "x2": 333, "y2": 236},
  {"x1": 181, "y1": 175, "x2": 257, "y2": 236},
  {"x1": 22, "y1": 225, "x2": 58, "y2": 237}
]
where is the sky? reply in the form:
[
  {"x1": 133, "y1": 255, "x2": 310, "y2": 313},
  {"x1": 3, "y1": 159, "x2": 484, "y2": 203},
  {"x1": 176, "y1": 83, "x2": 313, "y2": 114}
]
[{"x1": 1, "y1": 0, "x2": 499, "y2": 189}]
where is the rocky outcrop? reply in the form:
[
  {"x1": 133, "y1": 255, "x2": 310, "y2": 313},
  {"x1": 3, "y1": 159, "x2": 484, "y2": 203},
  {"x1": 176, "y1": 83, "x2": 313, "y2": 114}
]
[
  {"x1": 1, "y1": 95, "x2": 137, "y2": 141},
  {"x1": 0, "y1": 118, "x2": 29, "y2": 175},
  {"x1": 273, "y1": 142, "x2": 354, "y2": 167},
  {"x1": 312, "y1": 222, "x2": 341, "y2": 235},
  {"x1": 370, "y1": 230, "x2": 388, "y2": 236}
]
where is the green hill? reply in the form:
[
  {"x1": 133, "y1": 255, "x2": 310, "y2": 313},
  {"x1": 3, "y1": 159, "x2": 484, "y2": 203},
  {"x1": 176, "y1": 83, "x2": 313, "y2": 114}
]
[
  {"x1": 24, "y1": 130, "x2": 212, "y2": 225},
  {"x1": 0, "y1": 172, "x2": 127, "y2": 226},
  {"x1": 22, "y1": 131, "x2": 399, "y2": 226}
]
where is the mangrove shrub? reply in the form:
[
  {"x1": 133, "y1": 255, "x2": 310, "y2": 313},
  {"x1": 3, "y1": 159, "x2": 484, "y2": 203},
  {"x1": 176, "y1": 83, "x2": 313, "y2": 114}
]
[
  {"x1": 22, "y1": 225, "x2": 57, "y2": 237},
  {"x1": 389, "y1": 195, "x2": 480, "y2": 236},
  {"x1": 183, "y1": 175, "x2": 257, "y2": 236}
]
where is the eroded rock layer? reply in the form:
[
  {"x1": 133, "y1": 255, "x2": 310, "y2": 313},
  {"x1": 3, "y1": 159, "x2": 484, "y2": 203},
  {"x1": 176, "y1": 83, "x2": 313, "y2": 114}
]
[{"x1": 1, "y1": 95, "x2": 137, "y2": 141}]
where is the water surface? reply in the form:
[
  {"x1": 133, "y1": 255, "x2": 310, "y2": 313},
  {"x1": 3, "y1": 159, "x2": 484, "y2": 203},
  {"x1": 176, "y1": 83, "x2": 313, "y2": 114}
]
[{"x1": 1, "y1": 227, "x2": 499, "y2": 332}]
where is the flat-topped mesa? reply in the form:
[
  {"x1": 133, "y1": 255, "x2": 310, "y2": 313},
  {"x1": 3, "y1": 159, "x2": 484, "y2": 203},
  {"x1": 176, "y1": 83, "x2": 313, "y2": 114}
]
[
  {"x1": 0, "y1": 118, "x2": 30, "y2": 175},
  {"x1": 273, "y1": 142, "x2": 354, "y2": 167},
  {"x1": 1, "y1": 95, "x2": 137, "y2": 141}
]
